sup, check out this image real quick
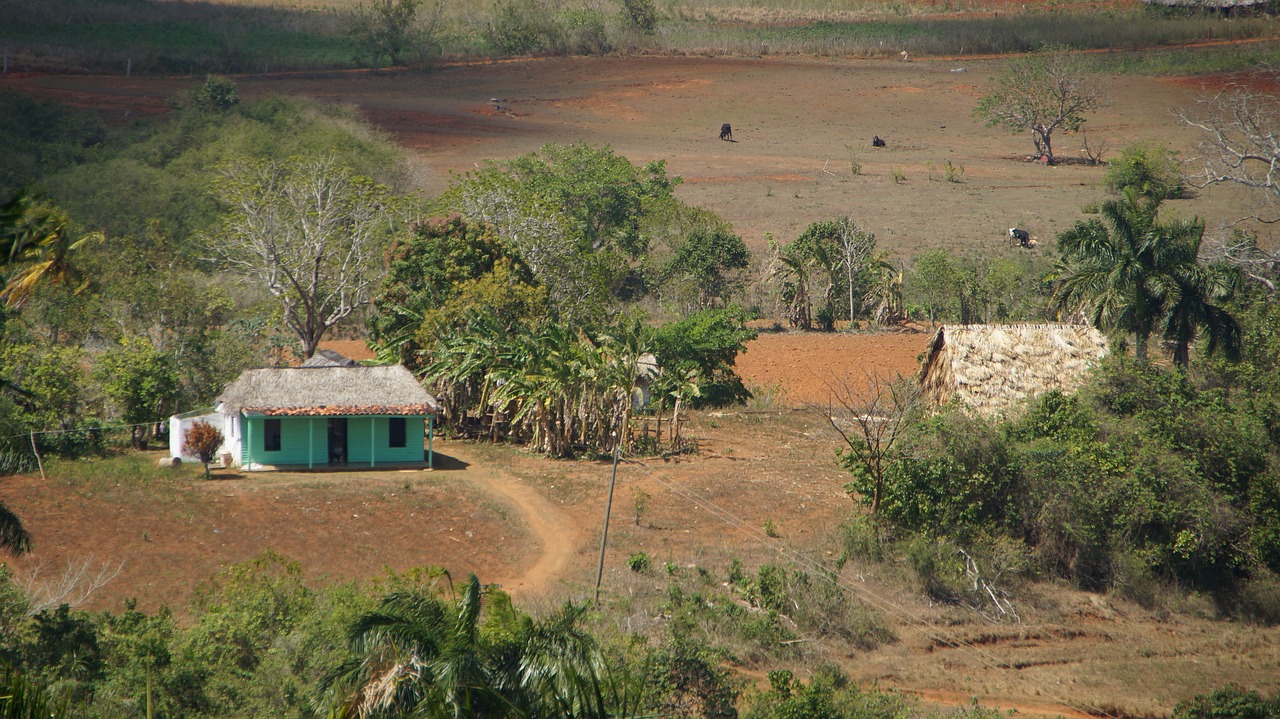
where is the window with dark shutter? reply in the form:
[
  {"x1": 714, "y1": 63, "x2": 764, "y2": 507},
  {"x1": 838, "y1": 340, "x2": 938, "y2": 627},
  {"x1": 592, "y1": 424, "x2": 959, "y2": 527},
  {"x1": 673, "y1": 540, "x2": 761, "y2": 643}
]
[
  {"x1": 389, "y1": 418, "x2": 406, "y2": 448},
  {"x1": 264, "y1": 418, "x2": 282, "y2": 452}
]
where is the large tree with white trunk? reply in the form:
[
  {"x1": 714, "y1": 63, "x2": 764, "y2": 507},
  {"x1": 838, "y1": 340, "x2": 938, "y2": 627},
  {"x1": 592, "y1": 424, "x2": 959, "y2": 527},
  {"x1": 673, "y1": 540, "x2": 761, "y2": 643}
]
[{"x1": 210, "y1": 156, "x2": 395, "y2": 359}]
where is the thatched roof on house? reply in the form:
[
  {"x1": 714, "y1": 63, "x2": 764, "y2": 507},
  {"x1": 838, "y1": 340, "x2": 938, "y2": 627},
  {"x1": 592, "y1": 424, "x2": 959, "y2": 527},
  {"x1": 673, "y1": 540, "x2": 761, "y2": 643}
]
[
  {"x1": 301, "y1": 349, "x2": 360, "y2": 368},
  {"x1": 919, "y1": 324, "x2": 1108, "y2": 417},
  {"x1": 217, "y1": 365, "x2": 438, "y2": 417}
]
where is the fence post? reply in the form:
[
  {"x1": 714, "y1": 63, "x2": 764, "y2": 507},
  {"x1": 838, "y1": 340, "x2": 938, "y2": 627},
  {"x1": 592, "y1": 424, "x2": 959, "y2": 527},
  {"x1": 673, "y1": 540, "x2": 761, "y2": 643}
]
[{"x1": 29, "y1": 432, "x2": 45, "y2": 480}]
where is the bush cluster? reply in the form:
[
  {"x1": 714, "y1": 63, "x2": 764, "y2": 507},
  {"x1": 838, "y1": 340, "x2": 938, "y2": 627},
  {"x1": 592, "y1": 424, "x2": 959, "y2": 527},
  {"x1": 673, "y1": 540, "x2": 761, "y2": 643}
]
[{"x1": 866, "y1": 358, "x2": 1280, "y2": 616}]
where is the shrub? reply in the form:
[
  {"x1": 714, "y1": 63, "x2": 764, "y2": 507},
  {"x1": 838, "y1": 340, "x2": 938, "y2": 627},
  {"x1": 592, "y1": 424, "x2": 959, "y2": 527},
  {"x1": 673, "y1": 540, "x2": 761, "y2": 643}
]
[
  {"x1": 628, "y1": 552, "x2": 651, "y2": 573},
  {"x1": 35, "y1": 419, "x2": 106, "y2": 459},
  {"x1": 816, "y1": 305, "x2": 836, "y2": 332},
  {"x1": 749, "y1": 564, "x2": 788, "y2": 612},
  {"x1": 184, "y1": 421, "x2": 225, "y2": 480},
  {"x1": 1173, "y1": 686, "x2": 1280, "y2": 719},
  {"x1": 745, "y1": 665, "x2": 910, "y2": 719},
  {"x1": 651, "y1": 307, "x2": 757, "y2": 408},
  {"x1": 1236, "y1": 570, "x2": 1280, "y2": 625},
  {"x1": 835, "y1": 516, "x2": 884, "y2": 567},
  {"x1": 905, "y1": 534, "x2": 963, "y2": 602},
  {"x1": 784, "y1": 569, "x2": 894, "y2": 649},
  {"x1": 632, "y1": 486, "x2": 650, "y2": 526},
  {"x1": 620, "y1": 0, "x2": 657, "y2": 33},
  {"x1": 190, "y1": 74, "x2": 240, "y2": 113},
  {"x1": 0, "y1": 449, "x2": 37, "y2": 477},
  {"x1": 727, "y1": 558, "x2": 746, "y2": 587},
  {"x1": 943, "y1": 160, "x2": 965, "y2": 183},
  {"x1": 485, "y1": 0, "x2": 565, "y2": 55},
  {"x1": 1105, "y1": 139, "x2": 1184, "y2": 200},
  {"x1": 558, "y1": 9, "x2": 611, "y2": 54}
]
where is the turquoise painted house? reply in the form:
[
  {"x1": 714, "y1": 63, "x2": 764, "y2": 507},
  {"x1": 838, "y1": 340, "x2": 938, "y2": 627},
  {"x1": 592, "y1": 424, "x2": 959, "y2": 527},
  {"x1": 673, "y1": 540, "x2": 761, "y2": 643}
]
[{"x1": 210, "y1": 362, "x2": 439, "y2": 471}]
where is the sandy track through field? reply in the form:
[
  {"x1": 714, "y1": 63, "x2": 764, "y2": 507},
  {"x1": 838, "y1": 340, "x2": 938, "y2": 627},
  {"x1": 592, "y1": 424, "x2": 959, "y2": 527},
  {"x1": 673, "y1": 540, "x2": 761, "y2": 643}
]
[{"x1": 456, "y1": 459, "x2": 580, "y2": 598}]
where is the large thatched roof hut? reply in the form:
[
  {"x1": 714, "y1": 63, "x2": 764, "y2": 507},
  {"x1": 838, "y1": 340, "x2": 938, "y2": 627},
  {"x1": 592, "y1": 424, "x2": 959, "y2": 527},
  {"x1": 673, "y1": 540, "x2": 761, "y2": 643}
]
[{"x1": 919, "y1": 324, "x2": 1109, "y2": 417}]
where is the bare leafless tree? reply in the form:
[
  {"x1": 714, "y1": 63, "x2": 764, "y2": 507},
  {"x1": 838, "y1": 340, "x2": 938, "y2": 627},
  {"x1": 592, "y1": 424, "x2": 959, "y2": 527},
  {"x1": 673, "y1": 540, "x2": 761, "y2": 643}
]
[
  {"x1": 1081, "y1": 129, "x2": 1107, "y2": 166},
  {"x1": 1181, "y1": 71, "x2": 1280, "y2": 225},
  {"x1": 820, "y1": 371, "x2": 925, "y2": 517},
  {"x1": 831, "y1": 217, "x2": 878, "y2": 323},
  {"x1": 15, "y1": 556, "x2": 124, "y2": 615},
  {"x1": 210, "y1": 156, "x2": 395, "y2": 358},
  {"x1": 1201, "y1": 228, "x2": 1280, "y2": 291}
]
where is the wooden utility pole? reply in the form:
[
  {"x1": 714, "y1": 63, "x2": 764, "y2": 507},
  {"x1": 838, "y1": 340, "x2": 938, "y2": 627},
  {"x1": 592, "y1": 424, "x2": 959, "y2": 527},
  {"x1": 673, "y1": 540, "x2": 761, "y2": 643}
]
[{"x1": 593, "y1": 429, "x2": 623, "y2": 605}]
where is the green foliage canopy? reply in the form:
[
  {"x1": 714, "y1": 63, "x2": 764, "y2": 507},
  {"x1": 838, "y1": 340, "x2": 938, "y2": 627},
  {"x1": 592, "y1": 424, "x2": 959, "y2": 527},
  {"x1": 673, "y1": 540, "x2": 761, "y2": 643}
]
[
  {"x1": 369, "y1": 214, "x2": 543, "y2": 367},
  {"x1": 1105, "y1": 139, "x2": 1185, "y2": 200},
  {"x1": 663, "y1": 226, "x2": 750, "y2": 311},
  {"x1": 872, "y1": 359, "x2": 1280, "y2": 595},
  {"x1": 437, "y1": 143, "x2": 690, "y2": 323},
  {"x1": 652, "y1": 308, "x2": 757, "y2": 407},
  {"x1": 1053, "y1": 191, "x2": 1240, "y2": 367}
]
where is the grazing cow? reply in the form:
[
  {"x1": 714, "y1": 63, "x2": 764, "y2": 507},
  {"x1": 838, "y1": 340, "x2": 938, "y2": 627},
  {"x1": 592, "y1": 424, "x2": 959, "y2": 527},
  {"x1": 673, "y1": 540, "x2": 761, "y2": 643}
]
[
  {"x1": 1009, "y1": 227, "x2": 1031, "y2": 247},
  {"x1": 872, "y1": 135, "x2": 886, "y2": 147},
  {"x1": 720, "y1": 123, "x2": 733, "y2": 141}
]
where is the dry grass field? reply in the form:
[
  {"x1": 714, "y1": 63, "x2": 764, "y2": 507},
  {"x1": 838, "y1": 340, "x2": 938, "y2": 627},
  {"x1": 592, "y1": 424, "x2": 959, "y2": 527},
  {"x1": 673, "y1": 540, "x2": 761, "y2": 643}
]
[{"x1": 8, "y1": 54, "x2": 1273, "y2": 260}]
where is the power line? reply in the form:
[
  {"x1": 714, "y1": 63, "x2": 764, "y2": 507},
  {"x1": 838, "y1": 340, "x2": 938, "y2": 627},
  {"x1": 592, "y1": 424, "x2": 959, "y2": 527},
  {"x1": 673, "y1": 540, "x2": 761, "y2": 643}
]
[{"x1": 2, "y1": 420, "x2": 159, "y2": 442}]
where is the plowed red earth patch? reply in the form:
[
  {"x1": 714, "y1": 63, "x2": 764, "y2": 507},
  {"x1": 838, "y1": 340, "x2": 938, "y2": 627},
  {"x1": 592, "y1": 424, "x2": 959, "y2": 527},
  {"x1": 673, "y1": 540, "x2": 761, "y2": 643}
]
[{"x1": 736, "y1": 331, "x2": 932, "y2": 406}]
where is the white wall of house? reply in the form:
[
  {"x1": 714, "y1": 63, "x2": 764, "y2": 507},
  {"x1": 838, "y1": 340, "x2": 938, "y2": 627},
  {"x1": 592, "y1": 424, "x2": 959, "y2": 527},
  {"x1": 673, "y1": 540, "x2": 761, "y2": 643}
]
[
  {"x1": 222, "y1": 407, "x2": 243, "y2": 465},
  {"x1": 169, "y1": 408, "x2": 238, "y2": 465}
]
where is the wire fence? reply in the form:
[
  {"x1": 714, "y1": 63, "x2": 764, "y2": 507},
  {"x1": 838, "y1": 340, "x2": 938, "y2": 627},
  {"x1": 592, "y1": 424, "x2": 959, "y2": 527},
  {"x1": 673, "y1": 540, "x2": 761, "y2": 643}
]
[{"x1": 0, "y1": 420, "x2": 167, "y2": 477}]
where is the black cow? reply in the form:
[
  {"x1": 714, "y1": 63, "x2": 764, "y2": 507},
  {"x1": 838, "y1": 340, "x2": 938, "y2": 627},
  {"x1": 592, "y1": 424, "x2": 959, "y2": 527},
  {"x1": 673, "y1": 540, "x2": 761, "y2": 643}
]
[
  {"x1": 1009, "y1": 227, "x2": 1031, "y2": 247},
  {"x1": 720, "y1": 123, "x2": 733, "y2": 141},
  {"x1": 872, "y1": 135, "x2": 886, "y2": 147}
]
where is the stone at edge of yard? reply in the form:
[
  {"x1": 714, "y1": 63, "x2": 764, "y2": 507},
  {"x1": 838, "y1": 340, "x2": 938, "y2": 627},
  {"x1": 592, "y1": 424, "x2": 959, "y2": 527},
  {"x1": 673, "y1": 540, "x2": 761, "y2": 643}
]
[{"x1": 158, "y1": 456, "x2": 181, "y2": 468}]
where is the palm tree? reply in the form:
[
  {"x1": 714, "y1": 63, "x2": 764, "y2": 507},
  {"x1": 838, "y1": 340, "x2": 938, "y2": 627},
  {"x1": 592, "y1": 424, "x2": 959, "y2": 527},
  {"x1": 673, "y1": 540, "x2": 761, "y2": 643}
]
[
  {"x1": 1150, "y1": 217, "x2": 1242, "y2": 369},
  {"x1": 0, "y1": 502, "x2": 31, "y2": 555},
  {"x1": 1053, "y1": 189, "x2": 1165, "y2": 362},
  {"x1": 322, "y1": 575, "x2": 502, "y2": 719},
  {"x1": 0, "y1": 662, "x2": 67, "y2": 719},
  {"x1": 322, "y1": 575, "x2": 637, "y2": 719},
  {"x1": 768, "y1": 243, "x2": 813, "y2": 330},
  {"x1": 864, "y1": 262, "x2": 904, "y2": 327},
  {"x1": 1054, "y1": 190, "x2": 1241, "y2": 368},
  {"x1": 0, "y1": 189, "x2": 102, "y2": 308}
]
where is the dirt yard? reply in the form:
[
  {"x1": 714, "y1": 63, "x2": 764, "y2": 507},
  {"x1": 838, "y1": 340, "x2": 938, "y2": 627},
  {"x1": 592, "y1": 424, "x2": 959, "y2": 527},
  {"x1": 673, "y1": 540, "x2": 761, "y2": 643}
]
[{"x1": 5, "y1": 55, "x2": 1280, "y2": 715}]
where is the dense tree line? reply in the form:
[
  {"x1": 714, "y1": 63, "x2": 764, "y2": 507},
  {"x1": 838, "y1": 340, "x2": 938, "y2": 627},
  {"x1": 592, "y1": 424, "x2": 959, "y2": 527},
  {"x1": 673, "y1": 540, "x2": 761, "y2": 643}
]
[
  {"x1": 0, "y1": 552, "x2": 893, "y2": 719},
  {"x1": 0, "y1": 80, "x2": 766, "y2": 470}
]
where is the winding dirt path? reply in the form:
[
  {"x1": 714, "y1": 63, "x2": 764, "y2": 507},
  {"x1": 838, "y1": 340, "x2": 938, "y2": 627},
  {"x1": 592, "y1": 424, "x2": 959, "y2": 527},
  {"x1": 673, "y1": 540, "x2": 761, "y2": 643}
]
[{"x1": 448, "y1": 449, "x2": 582, "y2": 599}]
